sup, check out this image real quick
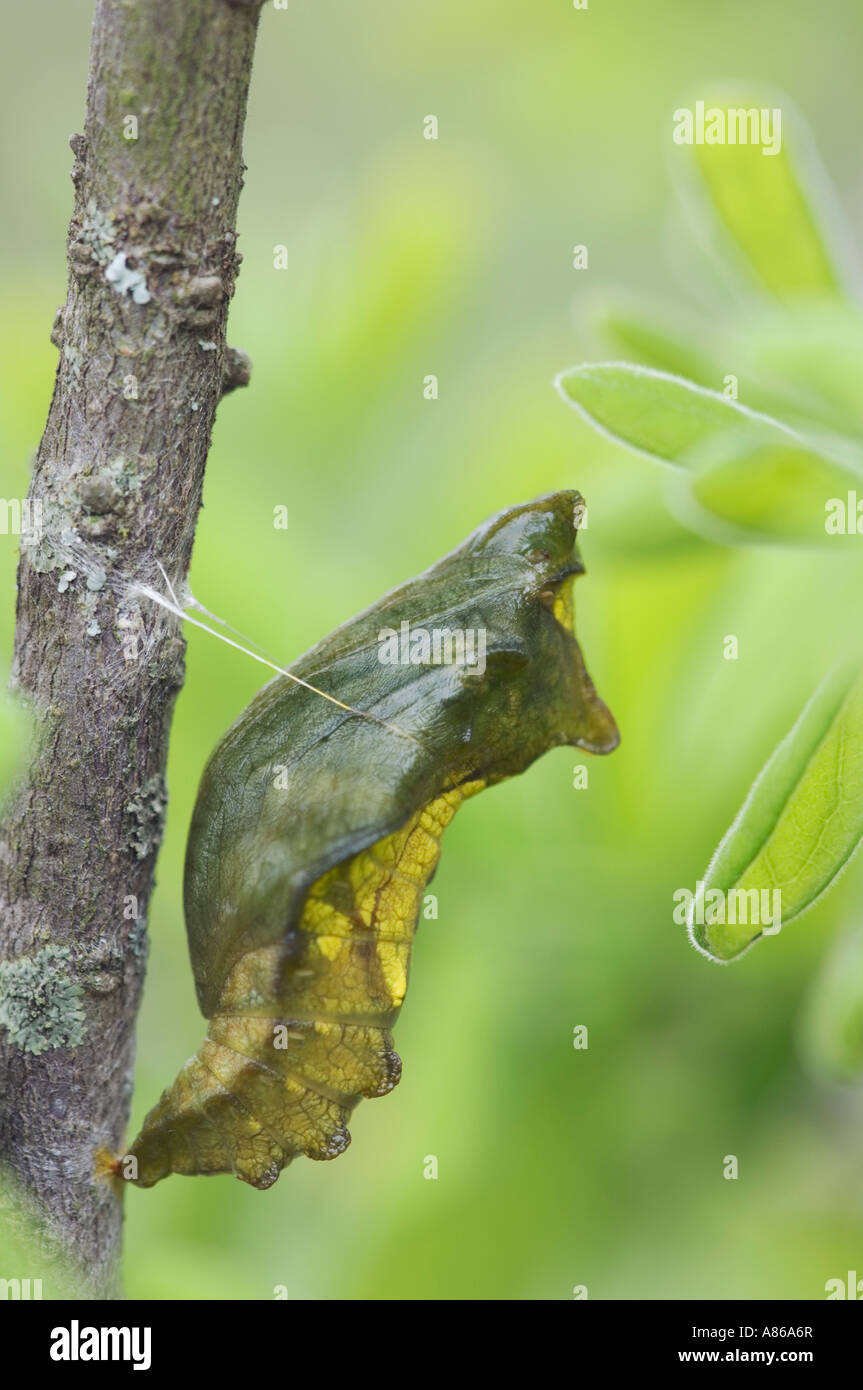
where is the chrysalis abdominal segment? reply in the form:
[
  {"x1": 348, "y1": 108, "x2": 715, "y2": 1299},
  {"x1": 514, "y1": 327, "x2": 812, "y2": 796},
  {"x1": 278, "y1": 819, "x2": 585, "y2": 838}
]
[
  {"x1": 126, "y1": 491, "x2": 619, "y2": 1188},
  {"x1": 130, "y1": 783, "x2": 481, "y2": 1186}
]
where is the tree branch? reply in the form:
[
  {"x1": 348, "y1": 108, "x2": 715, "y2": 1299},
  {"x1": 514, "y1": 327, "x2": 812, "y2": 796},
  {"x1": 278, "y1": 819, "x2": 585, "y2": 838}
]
[{"x1": 0, "y1": 0, "x2": 264, "y2": 1298}]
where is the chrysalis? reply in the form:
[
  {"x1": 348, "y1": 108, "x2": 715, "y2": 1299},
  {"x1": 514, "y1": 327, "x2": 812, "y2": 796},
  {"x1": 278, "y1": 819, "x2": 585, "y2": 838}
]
[{"x1": 126, "y1": 491, "x2": 618, "y2": 1188}]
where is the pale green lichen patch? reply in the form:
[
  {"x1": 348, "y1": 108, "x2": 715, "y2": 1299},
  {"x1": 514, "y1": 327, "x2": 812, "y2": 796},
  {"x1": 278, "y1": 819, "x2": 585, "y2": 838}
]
[
  {"x1": 128, "y1": 917, "x2": 148, "y2": 960},
  {"x1": 0, "y1": 946, "x2": 86, "y2": 1054},
  {"x1": 25, "y1": 458, "x2": 144, "y2": 576},
  {"x1": 63, "y1": 341, "x2": 85, "y2": 387},
  {"x1": 78, "y1": 199, "x2": 115, "y2": 267},
  {"x1": 25, "y1": 498, "x2": 79, "y2": 575},
  {"x1": 87, "y1": 455, "x2": 145, "y2": 502},
  {"x1": 124, "y1": 774, "x2": 168, "y2": 859}
]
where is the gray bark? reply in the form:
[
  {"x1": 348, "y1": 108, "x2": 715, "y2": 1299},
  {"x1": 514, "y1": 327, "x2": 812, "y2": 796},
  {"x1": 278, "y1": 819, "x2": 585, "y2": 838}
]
[{"x1": 0, "y1": 0, "x2": 264, "y2": 1298}]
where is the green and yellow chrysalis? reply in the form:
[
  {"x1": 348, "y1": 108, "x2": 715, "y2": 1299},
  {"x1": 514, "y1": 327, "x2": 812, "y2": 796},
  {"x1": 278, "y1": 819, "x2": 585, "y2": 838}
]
[{"x1": 126, "y1": 491, "x2": 618, "y2": 1188}]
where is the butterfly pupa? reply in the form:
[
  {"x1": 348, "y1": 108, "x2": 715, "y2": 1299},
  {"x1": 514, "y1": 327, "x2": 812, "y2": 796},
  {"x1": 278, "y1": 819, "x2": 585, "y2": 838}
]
[{"x1": 125, "y1": 491, "x2": 618, "y2": 1188}]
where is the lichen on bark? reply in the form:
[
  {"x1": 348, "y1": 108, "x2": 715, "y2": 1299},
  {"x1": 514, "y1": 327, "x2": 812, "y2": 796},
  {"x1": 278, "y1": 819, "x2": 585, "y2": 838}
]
[{"x1": 0, "y1": 947, "x2": 86, "y2": 1056}]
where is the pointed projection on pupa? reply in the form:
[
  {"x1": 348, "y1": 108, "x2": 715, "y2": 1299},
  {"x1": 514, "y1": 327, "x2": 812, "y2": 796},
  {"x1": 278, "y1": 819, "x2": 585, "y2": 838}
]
[{"x1": 126, "y1": 491, "x2": 618, "y2": 1188}]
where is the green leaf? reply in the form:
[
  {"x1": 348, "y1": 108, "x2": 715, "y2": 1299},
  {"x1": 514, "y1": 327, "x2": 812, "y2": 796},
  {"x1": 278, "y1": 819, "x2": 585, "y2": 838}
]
[
  {"x1": 556, "y1": 363, "x2": 863, "y2": 547},
  {"x1": 665, "y1": 426, "x2": 863, "y2": 549},
  {"x1": 688, "y1": 665, "x2": 863, "y2": 962},
  {"x1": 741, "y1": 301, "x2": 863, "y2": 438},
  {"x1": 590, "y1": 299, "x2": 726, "y2": 390},
  {"x1": 672, "y1": 90, "x2": 854, "y2": 298},
  {"x1": 590, "y1": 298, "x2": 861, "y2": 439},
  {"x1": 555, "y1": 362, "x2": 795, "y2": 470}
]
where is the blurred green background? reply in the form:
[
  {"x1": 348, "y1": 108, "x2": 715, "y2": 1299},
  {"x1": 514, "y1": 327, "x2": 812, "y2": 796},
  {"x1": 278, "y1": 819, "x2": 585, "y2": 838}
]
[{"x1": 2, "y1": 0, "x2": 863, "y2": 1300}]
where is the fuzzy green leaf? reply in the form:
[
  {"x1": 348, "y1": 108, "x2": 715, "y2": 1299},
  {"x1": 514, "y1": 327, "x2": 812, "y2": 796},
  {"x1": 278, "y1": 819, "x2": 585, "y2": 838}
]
[
  {"x1": 557, "y1": 363, "x2": 863, "y2": 547},
  {"x1": 556, "y1": 362, "x2": 793, "y2": 469},
  {"x1": 688, "y1": 666, "x2": 863, "y2": 962}
]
